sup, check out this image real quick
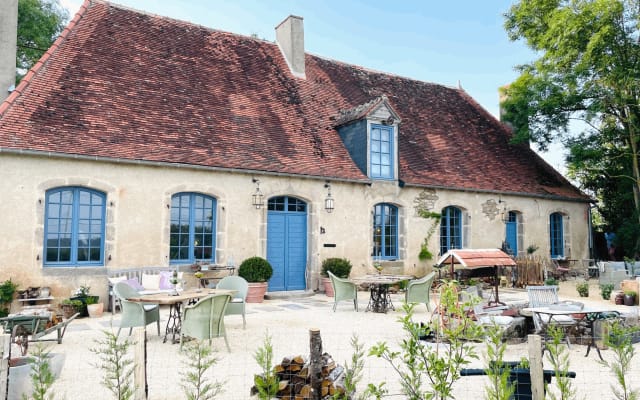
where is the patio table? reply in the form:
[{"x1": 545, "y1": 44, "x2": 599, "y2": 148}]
[
  {"x1": 129, "y1": 288, "x2": 235, "y2": 343},
  {"x1": 351, "y1": 274, "x2": 413, "y2": 313},
  {"x1": 522, "y1": 305, "x2": 620, "y2": 360}
]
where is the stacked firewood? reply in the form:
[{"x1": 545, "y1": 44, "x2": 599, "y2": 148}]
[{"x1": 251, "y1": 352, "x2": 347, "y2": 399}]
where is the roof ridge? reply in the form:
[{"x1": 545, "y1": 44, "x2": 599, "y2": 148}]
[
  {"x1": 0, "y1": 0, "x2": 91, "y2": 117},
  {"x1": 309, "y1": 52, "x2": 460, "y2": 92}
]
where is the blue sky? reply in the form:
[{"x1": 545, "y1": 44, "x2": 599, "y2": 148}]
[{"x1": 60, "y1": 0, "x2": 567, "y2": 172}]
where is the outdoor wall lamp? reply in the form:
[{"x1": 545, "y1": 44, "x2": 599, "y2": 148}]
[
  {"x1": 252, "y1": 178, "x2": 264, "y2": 209},
  {"x1": 499, "y1": 199, "x2": 509, "y2": 223},
  {"x1": 324, "y1": 183, "x2": 334, "y2": 213}
]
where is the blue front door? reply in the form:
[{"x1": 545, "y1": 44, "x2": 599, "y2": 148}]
[{"x1": 267, "y1": 196, "x2": 307, "y2": 291}]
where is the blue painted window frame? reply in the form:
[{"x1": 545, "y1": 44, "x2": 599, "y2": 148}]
[
  {"x1": 549, "y1": 212, "x2": 564, "y2": 258},
  {"x1": 373, "y1": 203, "x2": 398, "y2": 260},
  {"x1": 440, "y1": 206, "x2": 462, "y2": 255},
  {"x1": 44, "y1": 187, "x2": 106, "y2": 267},
  {"x1": 370, "y1": 124, "x2": 394, "y2": 179},
  {"x1": 170, "y1": 192, "x2": 217, "y2": 264}
]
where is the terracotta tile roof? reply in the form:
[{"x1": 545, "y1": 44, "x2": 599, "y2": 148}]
[
  {"x1": 0, "y1": 0, "x2": 588, "y2": 200},
  {"x1": 436, "y1": 248, "x2": 517, "y2": 268}
]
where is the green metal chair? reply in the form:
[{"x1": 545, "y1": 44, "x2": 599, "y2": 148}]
[
  {"x1": 405, "y1": 271, "x2": 436, "y2": 312},
  {"x1": 328, "y1": 271, "x2": 358, "y2": 312},
  {"x1": 113, "y1": 282, "x2": 161, "y2": 337},
  {"x1": 216, "y1": 275, "x2": 248, "y2": 329},
  {"x1": 180, "y1": 293, "x2": 231, "y2": 351}
]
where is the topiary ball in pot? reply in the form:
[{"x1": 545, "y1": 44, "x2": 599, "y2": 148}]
[
  {"x1": 238, "y1": 256, "x2": 273, "y2": 283},
  {"x1": 321, "y1": 258, "x2": 352, "y2": 279}
]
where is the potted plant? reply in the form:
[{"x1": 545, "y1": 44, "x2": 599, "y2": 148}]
[
  {"x1": 320, "y1": 258, "x2": 352, "y2": 297},
  {"x1": 238, "y1": 256, "x2": 273, "y2": 303},
  {"x1": 600, "y1": 283, "x2": 614, "y2": 300},
  {"x1": 623, "y1": 290, "x2": 637, "y2": 306},
  {"x1": 70, "y1": 285, "x2": 99, "y2": 317},
  {"x1": 544, "y1": 276, "x2": 559, "y2": 286},
  {"x1": 60, "y1": 299, "x2": 82, "y2": 319},
  {"x1": 576, "y1": 281, "x2": 589, "y2": 297},
  {"x1": 86, "y1": 296, "x2": 104, "y2": 318},
  {"x1": 0, "y1": 279, "x2": 18, "y2": 317}
]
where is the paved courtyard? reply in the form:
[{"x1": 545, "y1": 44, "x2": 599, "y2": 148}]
[{"x1": 9, "y1": 279, "x2": 640, "y2": 399}]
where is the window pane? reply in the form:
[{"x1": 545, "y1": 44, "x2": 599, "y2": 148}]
[
  {"x1": 372, "y1": 203, "x2": 397, "y2": 259},
  {"x1": 170, "y1": 193, "x2": 216, "y2": 262},
  {"x1": 44, "y1": 187, "x2": 105, "y2": 266}
]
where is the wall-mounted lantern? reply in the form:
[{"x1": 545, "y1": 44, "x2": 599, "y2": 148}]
[
  {"x1": 252, "y1": 178, "x2": 264, "y2": 209},
  {"x1": 324, "y1": 183, "x2": 334, "y2": 213}
]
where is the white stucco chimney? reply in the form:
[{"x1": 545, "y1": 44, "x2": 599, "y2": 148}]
[
  {"x1": 0, "y1": 0, "x2": 18, "y2": 103},
  {"x1": 275, "y1": 15, "x2": 305, "y2": 79}
]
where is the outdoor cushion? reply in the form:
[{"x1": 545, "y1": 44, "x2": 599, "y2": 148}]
[
  {"x1": 108, "y1": 276, "x2": 127, "y2": 285},
  {"x1": 141, "y1": 273, "x2": 161, "y2": 291},
  {"x1": 123, "y1": 278, "x2": 144, "y2": 291},
  {"x1": 159, "y1": 271, "x2": 173, "y2": 289}
]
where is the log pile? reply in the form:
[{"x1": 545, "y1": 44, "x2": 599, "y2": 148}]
[{"x1": 251, "y1": 352, "x2": 347, "y2": 399}]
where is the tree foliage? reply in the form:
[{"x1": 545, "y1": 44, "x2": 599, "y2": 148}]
[
  {"x1": 502, "y1": 0, "x2": 640, "y2": 253},
  {"x1": 17, "y1": 0, "x2": 68, "y2": 82}
]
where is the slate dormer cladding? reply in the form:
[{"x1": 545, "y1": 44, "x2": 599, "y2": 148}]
[{"x1": 336, "y1": 120, "x2": 367, "y2": 176}]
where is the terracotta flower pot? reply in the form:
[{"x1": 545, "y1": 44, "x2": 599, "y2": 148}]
[
  {"x1": 87, "y1": 303, "x2": 104, "y2": 318},
  {"x1": 323, "y1": 277, "x2": 334, "y2": 297},
  {"x1": 245, "y1": 282, "x2": 268, "y2": 303}
]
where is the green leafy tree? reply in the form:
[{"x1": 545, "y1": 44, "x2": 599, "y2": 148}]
[
  {"x1": 17, "y1": 0, "x2": 68, "y2": 82},
  {"x1": 502, "y1": 0, "x2": 640, "y2": 252}
]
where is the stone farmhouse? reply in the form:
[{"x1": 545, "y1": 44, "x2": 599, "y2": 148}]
[{"x1": 0, "y1": 0, "x2": 590, "y2": 301}]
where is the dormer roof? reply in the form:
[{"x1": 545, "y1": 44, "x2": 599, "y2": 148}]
[{"x1": 334, "y1": 96, "x2": 401, "y2": 127}]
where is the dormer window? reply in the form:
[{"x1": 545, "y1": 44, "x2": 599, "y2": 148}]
[
  {"x1": 370, "y1": 124, "x2": 394, "y2": 179},
  {"x1": 334, "y1": 95, "x2": 400, "y2": 181}
]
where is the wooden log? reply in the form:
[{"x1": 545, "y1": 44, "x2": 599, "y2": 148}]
[
  {"x1": 297, "y1": 366, "x2": 309, "y2": 379},
  {"x1": 299, "y1": 384, "x2": 312, "y2": 398},
  {"x1": 309, "y1": 329, "x2": 323, "y2": 400}
]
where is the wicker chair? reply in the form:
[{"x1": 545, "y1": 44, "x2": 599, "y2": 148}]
[
  {"x1": 328, "y1": 271, "x2": 358, "y2": 312},
  {"x1": 181, "y1": 293, "x2": 231, "y2": 351},
  {"x1": 405, "y1": 272, "x2": 436, "y2": 312},
  {"x1": 216, "y1": 276, "x2": 248, "y2": 329},
  {"x1": 113, "y1": 282, "x2": 160, "y2": 337}
]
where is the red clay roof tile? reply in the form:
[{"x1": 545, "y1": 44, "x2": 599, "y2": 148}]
[{"x1": 0, "y1": 0, "x2": 588, "y2": 200}]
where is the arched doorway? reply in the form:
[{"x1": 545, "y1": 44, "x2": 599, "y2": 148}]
[{"x1": 266, "y1": 196, "x2": 308, "y2": 291}]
